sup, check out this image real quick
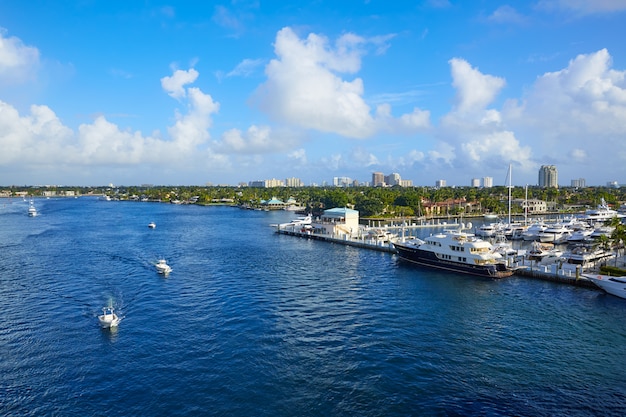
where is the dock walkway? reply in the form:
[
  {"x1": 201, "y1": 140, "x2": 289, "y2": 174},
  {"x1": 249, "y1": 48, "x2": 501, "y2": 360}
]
[{"x1": 275, "y1": 225, "x2": 621, "y2": 291}]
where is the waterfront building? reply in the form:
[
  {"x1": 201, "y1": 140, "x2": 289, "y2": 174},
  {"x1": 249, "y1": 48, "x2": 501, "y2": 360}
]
[
  {"x1": 514, "y1": 198, "x2": 548, "y2": 214},
  {"x1": 538, "y1": 165, "x2": 558, "y2": 188},
  {"x1": 312, "y1": 207, "x2": 359, "y2": 237}
]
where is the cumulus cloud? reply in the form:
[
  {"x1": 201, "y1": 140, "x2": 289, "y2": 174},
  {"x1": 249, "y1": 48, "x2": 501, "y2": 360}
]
[
  {"x1": 436, "y1": 58, "x2": 533, "y2": 174},
  {"x1": 161, "y1": 68, "x2": 199, "y2": 99},
  {"x1": 502, "y1": 48, "x2": 626, "y2": 172},
  {"x1": 214, "y1": 125, "x2": 299, "y2": 154},
  {"x1": 0, "y1": 28, "x2": 40, "y2": 85},
  {"x1": 0, "y1": 66, "x2": 223, "y2": 181},
  {"x1": 252, "y1": 27, "x2": 429, "y2": 139},
  {"x1": 449, "y1": 58, "x2": 506, "y2": 114}
]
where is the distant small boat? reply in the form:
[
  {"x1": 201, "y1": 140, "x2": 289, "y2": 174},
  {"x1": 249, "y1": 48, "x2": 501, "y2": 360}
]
[
  {"x1": 148, "y1": 222, "x2": 156, "y2": 228},
  {"x1": 156, "y1": 259, "x2": 172, "y2": 275},
  {"x1": 98, "y1": 306, "x2": 121, "y2": 328},
  {"x1": 28, "y1": 201, "x2": 37, "y2": 217},
  {"x1": 583, "y1": 274, "x2": 626, "y2": 299}
]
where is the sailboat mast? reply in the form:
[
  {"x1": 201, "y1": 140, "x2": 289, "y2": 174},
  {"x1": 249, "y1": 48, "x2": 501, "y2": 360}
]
[{"x1": 508, "y1": 164, "x2": 512, "y2": 225}]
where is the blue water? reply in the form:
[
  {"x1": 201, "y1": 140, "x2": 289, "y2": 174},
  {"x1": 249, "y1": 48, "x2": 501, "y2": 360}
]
[{"x1": 1, "y1": 197, "x2": 625, "y2": 416}]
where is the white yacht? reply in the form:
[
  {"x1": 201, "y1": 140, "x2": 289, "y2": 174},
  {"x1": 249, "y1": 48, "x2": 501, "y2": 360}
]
[
  {"x1": 98, "y1": 306, "x2": 121, "y2": 328},
  {"x1": 521, "y1": 222, "x2": 548, "y2": 241},
  {"x1": 537, "y1": 224, "x2": 572, "y2": 244},
  {"x1": 583, "y1": 198, "x2": 624, "y2": 223},
  {"x1": 277, "y1": 214, "x2": 312, "y2": 230},
  {"x1": 393, "y1": 225, "x2": 514, "y2": 278},
  {"x1": 583, "y1": 274, "x2": 626, "y2": 299},
  {"x1": 155, "y1": 259, "x2": 172, "y2": 275},
  {"x1": 148, "y1": 222, "x2": 156, "y2": 229}
]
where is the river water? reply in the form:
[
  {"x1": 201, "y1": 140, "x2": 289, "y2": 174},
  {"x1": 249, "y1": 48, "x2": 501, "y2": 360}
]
[{"x1": 1, "y1": 197, "x2": 625, "y2": 416}]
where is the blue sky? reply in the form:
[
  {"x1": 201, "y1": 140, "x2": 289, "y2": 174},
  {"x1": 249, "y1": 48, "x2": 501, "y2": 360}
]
[{"x1": 1, "y1": 1, "x2": 626, "y2": 187}]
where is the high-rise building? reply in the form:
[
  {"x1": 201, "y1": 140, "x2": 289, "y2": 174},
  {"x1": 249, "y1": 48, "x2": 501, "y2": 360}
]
[
  {"x1": 483, "y1": 177, "x2": 493, "y2": 188},
  {"x1": 538, "y1": 165, "x2": 558, "y2": 188},
  {"x1": 435, "y1": 179, "x2": 447, "y2": 188},
  {"x1": 385, "y1": 173, "x2": 401, "y2": 186},
  {"x1": 372, "y1": 172, "x2": 385, "y2": 187},
  {"x1": 285, "y1": 177, "x2": 304, "y2": 187},
  {"x1": 471, "y1": 178, "x2": 481, "y2": 187},
  {"x1": 571, "y1": 178, "x2": 586, "y2": 188},
  {"x1": 333, "y1": 177, "x2": 352, "y2": 187}
]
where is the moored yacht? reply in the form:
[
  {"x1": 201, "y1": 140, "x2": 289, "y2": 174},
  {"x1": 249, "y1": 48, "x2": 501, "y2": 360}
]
[
  {"x1": 582, "y1": 274, "x2": 626, "y2": 299},
  {"x1": 583, "y1": 198, "x2": 624, "y2": 223},
  {"x1": 393, "y1": 225, "x2": 514, "y2": 278}
]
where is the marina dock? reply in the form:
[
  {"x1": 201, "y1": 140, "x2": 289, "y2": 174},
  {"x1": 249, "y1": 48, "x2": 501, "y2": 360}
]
[{"x1": 275, "y1": 224, "x2": 610, "y2": 290}]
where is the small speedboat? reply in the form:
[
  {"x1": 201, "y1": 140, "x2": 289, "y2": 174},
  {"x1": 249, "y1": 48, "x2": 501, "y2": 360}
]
[
  {"x1": 28, "y1": 202, "x2": 37, "y2": 217},
  {"x1": 98, "y1": 306, "x2": 121, "y2": 328},
  {"x1": 155, "y1": 259, "x2": 172, "y2": 274},
  {"x1": 148, "y1": 222, "x2": 156, "y2": 228}
]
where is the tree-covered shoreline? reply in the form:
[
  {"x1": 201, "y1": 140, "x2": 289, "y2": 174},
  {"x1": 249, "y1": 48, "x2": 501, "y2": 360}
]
[{"x1": 3, "y1": 184, "x2": 625, "y2": 219}]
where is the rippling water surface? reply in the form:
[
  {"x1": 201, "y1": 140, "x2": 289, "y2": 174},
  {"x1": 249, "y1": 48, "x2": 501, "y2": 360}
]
[{"x1": 1, "y1": 198, "x2": 625, "y2": 416}]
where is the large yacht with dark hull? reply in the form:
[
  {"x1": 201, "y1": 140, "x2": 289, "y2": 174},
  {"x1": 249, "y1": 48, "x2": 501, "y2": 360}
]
[{"x1": 393, "y1": 227, "x2": 514, "y2": 278}]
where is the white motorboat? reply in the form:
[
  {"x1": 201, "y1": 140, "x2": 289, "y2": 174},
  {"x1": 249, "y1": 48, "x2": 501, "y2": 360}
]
[
  {"x1": 583, "y1": 198, "x2": 624, "y2": 223},
  {"x1": 98, "y1": 306, "x2": 121, "y2": 328},
  {"x1": 583, "y1": 274, "x2": 626, "y2": 299},
  {"x1": 277, "y1": 214, "x2": 312, "y2": 230},
  {"x1": 564, "y1": 245, "x2": 613, "y2": 266},
  {"x1": 537, "y1": 224, "x2": 572, "y2": 244},
  {"x1": 28, "y1": 201, "x2": 37, "y2": 217},
  {"x1": 148, "y1": 222, "x2": 156, "y2": 228},
  {"x1": 521, "y1": 222, "x2": 548, "y2": 241},
  {"x1": 156, "y1": 259, "x2": 172, "y2": 274}
]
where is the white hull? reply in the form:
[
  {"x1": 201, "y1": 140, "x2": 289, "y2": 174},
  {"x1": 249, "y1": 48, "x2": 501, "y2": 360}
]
[
  {"x1": 583, "y1": 274, "x2": 626, "y2": 299},
  {"x1": 98, "y1": 307, "x2": 121, "y2": 328},
  {"x1": 156, "y1": 259, "x2": 172, "y2": 274}
]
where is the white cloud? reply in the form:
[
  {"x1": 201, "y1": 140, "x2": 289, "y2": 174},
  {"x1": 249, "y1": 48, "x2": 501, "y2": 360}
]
[
  {"x1": 226, "y1": 58, "x2": 264, "y2": 78},
  {"x1": 0, "y1": 28, "x2": 40, "y2": 86},
  {"x1": 487, "y1": 5, "x2": 527, "y2": 24},
  {"x1": 0, "y1": 67, "x2": 224, "y2": 180},
  {"x1": 215, "y1": 125, "x2": 299, "y2": 154},
  {"x1": 502, "y1": 48, "x2": 626, "y2": 174},
  {"x1": 253, "y1": 27, "x2": 430, "y2": 139},
  {"x1": 287, "y1": 148, "x2": 307, "y2": 165},
  {"x1": 449, "y1": 58, "x2": 506, "y2": 114},
  {"x1": 161, "y1": 68, "x2": 199, "y2": 99}
]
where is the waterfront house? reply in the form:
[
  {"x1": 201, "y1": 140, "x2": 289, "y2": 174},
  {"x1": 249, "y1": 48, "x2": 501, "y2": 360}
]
[{"x1": 313, "y1": 207, "x2": 359, "y2": 237}]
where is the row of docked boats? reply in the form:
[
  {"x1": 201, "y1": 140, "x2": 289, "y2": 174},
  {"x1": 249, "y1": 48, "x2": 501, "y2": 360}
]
[
  {"x1": 476, "y1": 198, "x2": 624, "y2": 243},
  {"x1": 392, "y1": 223, "x2": 626, "y2": 299}
]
